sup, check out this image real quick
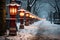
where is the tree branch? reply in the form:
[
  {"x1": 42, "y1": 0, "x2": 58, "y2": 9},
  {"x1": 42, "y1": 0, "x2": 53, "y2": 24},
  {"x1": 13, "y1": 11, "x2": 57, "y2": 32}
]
[
  {"x1": 55, "y1": 0, "x2": 60, "y2": 12},
  {"x1": 29, "y1": 0, "x2": 37, "y2": 7},
  {"x1": 47, "y1": 0, "x2": 57, "y2": 11}
]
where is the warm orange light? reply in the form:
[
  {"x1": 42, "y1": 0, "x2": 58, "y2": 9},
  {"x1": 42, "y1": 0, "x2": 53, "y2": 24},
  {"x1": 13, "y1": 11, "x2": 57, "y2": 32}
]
[
  {"x1": 30, "y1": 15, "x2": 32, "y2": 18},
  {"x1": 26, "y1": 13, "x2": 29, "y2": 17},
  {"x1": 32, "y1": 16, "x2": 35, "y2": 18},
  {"x1": 30, "y1": 15, "x2": 34, "y2": 18},
  {"x1": 32, "y1": 16, "x2": 34, "y2": 18},
  {"x1": 9, "y1": 6, "x2": 18, "y2": 15},
  {"x1": 33, "y1": 16, "x2": 36, "y2": 18},
  {"x1": 19, "y1": 12, "x2": 24, "y2": 16}
]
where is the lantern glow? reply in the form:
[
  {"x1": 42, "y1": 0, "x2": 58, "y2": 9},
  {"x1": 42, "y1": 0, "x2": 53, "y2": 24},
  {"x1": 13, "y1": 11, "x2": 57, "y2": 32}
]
[
  {"x1": 19, "y1": 11, "x2": 25, "y2": 16},
  {"x1": 30, "y1": 15, "x2": 32, "y2": 18},
  {"x1": 25, "y1": 11, "x2": 30, "y2": 26},
  {"x1": 32, "y1": 16, "x2": 36, "y2": 18},
  {"x1": 18, "y1": 9, "x2": 25, "y2": 29},
  {"x1": 9, "y1": 6, "x2": 18, "y2": 15},
  {"x1": 6, "y1": 1, "x2": 20, "y2": 36},
  {"x1": 25, "y1": 11, "x2": 30, "y2": 17},
  {"x1": 26, "y1": 13, "x2": 29, "y2": 17},
  {"x1": 18, "y1": 9, "x2": 25, "y2": 17}
]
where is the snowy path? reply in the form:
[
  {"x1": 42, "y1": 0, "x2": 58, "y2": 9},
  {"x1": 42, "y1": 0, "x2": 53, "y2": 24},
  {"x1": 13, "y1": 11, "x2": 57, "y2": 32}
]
[
  {"x1": 5, "y1": 20, "x2": 60, "y2": 40},
  {"x1": 16, "y1": 20, "x2": 60, "y2": 39}
]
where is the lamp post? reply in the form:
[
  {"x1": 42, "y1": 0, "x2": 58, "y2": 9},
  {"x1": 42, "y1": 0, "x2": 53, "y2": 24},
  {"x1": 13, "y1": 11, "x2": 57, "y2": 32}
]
[
  {"x1": 29, "y1": 14, "x2": 36, "y2": 24},
  {"x1": 7, "y1": 0, "x2": 20, "y2": 36},
  {"x1": 29, "y1": 14, "x2": 33, "y2": 24},
  {"x1": 18, "y1": 9, "x2": 25, "y2": 29},
  {"x1": 25, "y1": 11, "x2": 30, "y2": 26}
]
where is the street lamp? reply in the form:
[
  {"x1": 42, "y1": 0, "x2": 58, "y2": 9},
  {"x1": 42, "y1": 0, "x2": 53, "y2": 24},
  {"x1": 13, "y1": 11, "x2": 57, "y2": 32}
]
[
  {"x1": 29, "y1": 14, "x2": 33, "y2": 24},
  {"x1": 29, "y1": 14, "x2": 36, "y2": 24},
  {"x1": 25, "y1": 11, "x2": 30, "y2": 26},
  {"x1": 7, "y1": 0, "x2": 20, "y2": 36},
  {"x1": 18, "y1": 9, "x2": 25, "y2": 29}
]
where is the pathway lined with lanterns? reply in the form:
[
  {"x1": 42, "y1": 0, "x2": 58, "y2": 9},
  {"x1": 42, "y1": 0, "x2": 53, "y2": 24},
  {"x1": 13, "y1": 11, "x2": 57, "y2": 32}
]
[
  {"x1": 0, "y1": 20, "x2": 60, "y2": 40},
  {"x1": 5, "y1": 8, "x2": 60, "y2": 40},
  {"x1": 4, "y1": 20, "x2": 60, "y2": 40},
  {"x1": 5, "y1": 0, "x2": 60, "y2": 40}
]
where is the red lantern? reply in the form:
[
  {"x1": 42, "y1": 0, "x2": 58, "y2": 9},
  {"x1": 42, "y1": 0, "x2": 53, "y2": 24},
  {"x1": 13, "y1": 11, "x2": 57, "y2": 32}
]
[
  {"x1": 9, "y1": 4, "x2": 19, "y2": 18},
  {"x1": 18, "y1": 9, "x2": 25, "y2": 29},
  {"x1": 25, "y1": 12, "x2": 30, "y2": 17},
  {"x1": 25, "y1": 11, "x2": 30, "y2": 26},
  {"x1": 26, "y1": 13, "x2": 29, "y2": 17},
  {"x1": 7, "y1": 3, "x2": 20, "y2": 36},
  {"x1": 9, "y1": 5, "x2": 18, "y2": 15},
  {"x1": 19, "y1": 9, "x2": 25, "y2": 19},
  {"x1": 19, "y1": 11, "x2": 25, "y2": 17},
  {"x1": 29, "y1": 14, "x2": 35, "y2": 24}
]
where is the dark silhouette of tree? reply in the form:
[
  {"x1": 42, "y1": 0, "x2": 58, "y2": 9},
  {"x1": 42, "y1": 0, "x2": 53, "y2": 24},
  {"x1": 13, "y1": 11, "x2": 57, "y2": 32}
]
[
  {"x1": 48, "y1": 0, "x2": 60, "y2": 24},
  {"x1": 27, "y1": 0, "x2": 37, "y2": 12}
]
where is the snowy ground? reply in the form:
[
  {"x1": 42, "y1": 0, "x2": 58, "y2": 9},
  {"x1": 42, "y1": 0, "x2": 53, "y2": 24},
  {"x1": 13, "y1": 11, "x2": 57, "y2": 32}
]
[
  {"x1": 16, "y1": 20, "x2": 60, "y2": 39},
  {"x1": 3, "y1": 20, "x2": 60, "y2": 40}
]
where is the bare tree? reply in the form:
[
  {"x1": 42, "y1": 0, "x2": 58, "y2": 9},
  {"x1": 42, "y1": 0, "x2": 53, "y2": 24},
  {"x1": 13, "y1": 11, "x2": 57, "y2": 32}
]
[
  {"x1": 48, "y1": 0, "x2": 60, "y2": 24},
  {"x1": 27, "y1": 0, "x2": 37, "y2": 12}
]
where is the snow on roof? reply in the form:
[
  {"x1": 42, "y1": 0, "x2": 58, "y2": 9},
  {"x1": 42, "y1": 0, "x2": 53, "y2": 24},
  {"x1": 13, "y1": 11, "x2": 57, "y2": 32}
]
[
  {"x1": 6, "y1": 3, "x2": 20, "y2": 6},
  {"x1": 18, "y1": 8, "x2": 26, "y2": 11}
]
